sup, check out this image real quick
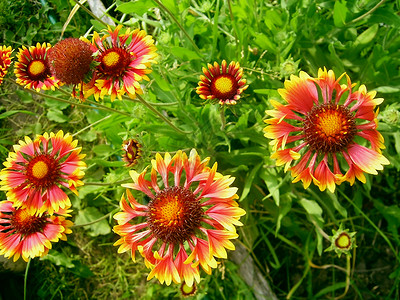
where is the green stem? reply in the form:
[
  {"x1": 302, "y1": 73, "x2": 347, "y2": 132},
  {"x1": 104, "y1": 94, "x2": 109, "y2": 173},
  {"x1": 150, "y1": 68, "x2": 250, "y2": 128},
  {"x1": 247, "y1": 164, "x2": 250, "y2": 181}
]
[
  {"x1": 24, "y1": 258, "x2": 31, "y2": 300},
  {"x1": 71, "y1": 0, "x2": 109, "y2": 28},
  {"x1": 135, "y1": 94, "x2": 192, "y2": 134},
  {"x1": 152, "y1": 0, "x2": 205, "y2": 61},
  {"x1": 338, "y1": 189, "x2": 399, "y2": 262},
  {"x1": 347, "y1": 0, "x2": 386, "y2": 25},
  {"x1": 227, "y1": 0, "x2": 239, "y2": 45},
  {"x1": 72, "y1": 115, "x2": 111, "y2": 137}
]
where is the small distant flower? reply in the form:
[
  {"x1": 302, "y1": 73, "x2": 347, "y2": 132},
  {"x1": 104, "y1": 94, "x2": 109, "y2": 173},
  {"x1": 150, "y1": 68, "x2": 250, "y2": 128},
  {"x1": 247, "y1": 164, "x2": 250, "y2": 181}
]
[
  {"x1": 180, "y1": 281, "x2": 197, "y2": 297},
  {"x1": 48, "y1": 38, "x2": 94, "y2": 99},
  {"x1": 0, "y1": 131, "x2": 86, "y2": 215},
  {"x1": 84, "y1": 25, "x2": 157, "y2": 101},
  {"x1": 113, "y1": 149, "x2": 245, "y2": 286},
  {"x1": 264, "y1": 68, "x2": 389, "y2": 193},
  {"x1": 325, "y1": 224, "x2": 356, "y2": 257},
  {"x1": 0, "y1": 201, "x2": 73, "y2": 262},
  {"x1": 122, "y1": 139, "x2": 142, "y2": 167},
  {"x1": 0, "y1": 45, "x2": 13, "y2": 85},
  {"x1": 14, "y1": 43, "x2": 60, "y2": 91},
  {"x1": 196, "y1": 60, "x2": 248, "y2": 105}
]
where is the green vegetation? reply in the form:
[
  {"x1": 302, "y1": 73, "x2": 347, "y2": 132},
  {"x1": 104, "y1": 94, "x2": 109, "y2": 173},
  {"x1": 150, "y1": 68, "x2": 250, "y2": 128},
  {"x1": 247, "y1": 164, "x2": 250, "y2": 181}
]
[{"x1": 1, "y1": 0, "x2": 400, "y2": 299}]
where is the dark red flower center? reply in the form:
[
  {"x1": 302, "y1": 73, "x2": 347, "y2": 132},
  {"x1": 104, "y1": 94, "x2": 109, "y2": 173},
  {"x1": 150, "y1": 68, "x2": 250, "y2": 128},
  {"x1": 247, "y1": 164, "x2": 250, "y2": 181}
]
[
  {"x1": 10, "y1": 209, "x2": 47, "y2": 236},
  {"x1": 210, "y1": 74, "x2": 238, "y2": 100},
  {"x1": 303, "y1": 104, "x2": 357, "y2": 153},
  {"x1": 27, "y1": 59, "x2": 50, "y2": 81},
  {"x1": 48, "y1": 38, "x2": 93, "y2": 84},
  {"x1": 26, "y1": 154, "x2": 60, "y2": 188},
  {"x1": 98, "y1": 48, "x2": 131, "y2": 76},
  {"x1": 180, "y1": 281, "x2": 197, "y2": 297},
  {"x1": 335, "y1": 232, "x2": 351, "y2": 249},
  {"x1": 147, "y1": 186, "x2": 203, "y2": 244}
]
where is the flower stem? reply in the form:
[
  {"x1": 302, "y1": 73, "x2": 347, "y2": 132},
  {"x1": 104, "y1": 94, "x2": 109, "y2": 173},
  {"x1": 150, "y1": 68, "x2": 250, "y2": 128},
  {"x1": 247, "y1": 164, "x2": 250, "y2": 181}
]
[
  {"x1": 152, "y1": 0, "x2": 205, "y2": 61},
  {"x1": 135, "y1": 94, "x2": 192, "y2": 134},
  {"x1": 347, "y1": 0, "x2": 386, "y2": 25},
  {"x1": 338, "y1": 189, "x2": 400, "y2": 263},
  {"x1": 24, "y1": 258, "x2": 31, "y2": 300}
]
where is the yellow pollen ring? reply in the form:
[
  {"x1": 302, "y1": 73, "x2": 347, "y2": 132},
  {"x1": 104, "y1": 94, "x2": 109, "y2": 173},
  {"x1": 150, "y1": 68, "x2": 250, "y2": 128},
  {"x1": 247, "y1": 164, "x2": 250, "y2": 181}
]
[
  {"x1": 31, "y1": 160, "x2": 49, "y2": 179},
  {"x1": 103, "y1": 51, "x2": 121, "y2": 67},
  {"x1": 214, "y1": 76, "x2": 234, "y2": 94},
  {"x1": 336, "y1": 234, "x2": 351, "y2": 249},
  {"x1": 29, "y1": 60, "x2": 46, "y2": 76},
  {"x1": 318, "y1": 113, "x2": 343, "y2": 136}
]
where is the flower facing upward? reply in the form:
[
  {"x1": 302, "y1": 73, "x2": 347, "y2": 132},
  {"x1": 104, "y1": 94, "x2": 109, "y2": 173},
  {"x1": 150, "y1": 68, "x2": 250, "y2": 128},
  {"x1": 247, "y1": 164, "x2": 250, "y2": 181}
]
[
  {"x1": 0, "y1": 201, "x2": 73, "y2": 262},
  {"x1": 113, "y1": 149, "x2": 245, "y2": 286},
  {"x1": 325, "y1": 224, "x2": 356, "y2": 258},
  {"x1": 122, "y1": 139, "x2": 142, "y2": 167},
  {"x1": 264, "y1": 68, "x2": 389, "y2": 192},
  {"x1": 0, "y1": 131, "x2": 86, "y2": 215},
  {"x1": 14, "y1": 43, "x2": 60, "y2": 91},
  {"x1": 84, "y1": 25, "x2": 157, "y2": 101},
  {"x1": 0, "y1": 45, "x2": 13, "y2": 85},
  {"x1": 196, "y1": 60, "x2": 248, "y2": 105}
]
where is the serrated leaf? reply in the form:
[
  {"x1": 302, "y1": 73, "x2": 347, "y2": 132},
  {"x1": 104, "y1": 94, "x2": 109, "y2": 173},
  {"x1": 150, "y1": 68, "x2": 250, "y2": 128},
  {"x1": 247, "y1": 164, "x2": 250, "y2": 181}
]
[{"x1": 45, "y1": 98, "x2": 70, "y2": 110}]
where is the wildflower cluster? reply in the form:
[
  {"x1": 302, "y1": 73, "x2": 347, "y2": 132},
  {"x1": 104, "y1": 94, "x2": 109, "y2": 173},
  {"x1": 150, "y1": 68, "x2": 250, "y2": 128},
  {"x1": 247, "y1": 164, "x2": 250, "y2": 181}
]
[{"x1": 0, "y1": 131, "x2": 86, "y2": 261}]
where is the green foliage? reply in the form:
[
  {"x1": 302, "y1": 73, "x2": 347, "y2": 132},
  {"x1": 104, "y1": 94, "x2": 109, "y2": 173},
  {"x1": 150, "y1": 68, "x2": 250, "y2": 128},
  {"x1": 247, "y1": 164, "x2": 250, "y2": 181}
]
[{"x1": 1, "y1": 0, "x2": 400, "y2": 299}]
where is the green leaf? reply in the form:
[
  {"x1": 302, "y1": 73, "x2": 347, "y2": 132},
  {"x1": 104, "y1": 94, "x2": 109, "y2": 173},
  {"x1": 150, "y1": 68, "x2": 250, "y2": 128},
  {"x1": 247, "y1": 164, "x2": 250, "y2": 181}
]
[
  {"x1": 333, "y1": 0, "x2": 348, "y2": 27},
  {"x1": 92, "y1": 144, "x2": 113, "y2": 157},
  {"x1": 354, "y1": 23, "x2": 379, "y2": 47},
  {"x1": 74, "y1": 207, "x2": 111, "y2": 236},
  {"x1": 0, "y1": 110, "x2": 35, "y2": 119},
  {"x1": 327, "y1": 192, "x2": 347, "y2": 218},
  {"x1": 44, "y1": 98, "x2": 70, "y2": 110},
  {"x1": 47, "y1": 109, "x2": 68, "y2": 123},
  {"x1": 169, "y1": 46, "x2": 201, "y2": 61},
  {"x1": 240, "y1": 163, "x2": 262, "y2": 202},
  {"x1": 116, "y1": 0, "x2": 154, "y2": 15},
  {"x1": 41, "y1": 250, "x2": 74, "y2": 268}
]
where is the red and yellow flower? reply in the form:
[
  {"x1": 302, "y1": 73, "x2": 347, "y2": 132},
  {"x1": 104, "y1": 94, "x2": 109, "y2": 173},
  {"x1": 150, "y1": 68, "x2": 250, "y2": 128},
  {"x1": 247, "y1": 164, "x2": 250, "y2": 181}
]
[
  {"x1": 113, "y1": 149, "x2": 245, "y2": 286},
  {"x1": 0, "y1": 45, "x2": 13, "y2": 85},
  {"x1": 196, "y1": 60, "x2": 248, "y2": 105},
  {"x1": 84, "y1": 25, "x2": 157, "y2": 101},
  {"x1": 0, "y1": 131, "x2": 86, "y2": 214},
  {"x1": 0, "y1": 201, "x2": 73, "y2": 262},
  {"x1": 264, "y1": 68, "x2": 389, "y2": 192},
  {"x1": 14, "y1": 43, "x2": 60, "y2": 91}
]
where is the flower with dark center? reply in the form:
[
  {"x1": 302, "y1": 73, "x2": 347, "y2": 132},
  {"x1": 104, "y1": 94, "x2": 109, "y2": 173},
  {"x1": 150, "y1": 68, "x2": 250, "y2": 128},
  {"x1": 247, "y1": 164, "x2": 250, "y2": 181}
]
[
  {"x1": 325, "y1": 223, "x2": 356, "y2": 258},
  {"x1": 0, "y1": 45, "x2": 13, "y2": 85},
  {"x1": 14, "y1": 43, "x2": 60, "y2": 91},
  {"x1": 0, "y1": 201, "x2": 73, "y2": 262},
  {"x1": 113, "y1": 149, "x2": 245, "y2": 286},
  {"x1": 0, "y1": 131, "x2": 86, "y2": 215},
  {"x1": 48, "y1": 38, "x2": 94, "y2": 100},
  {"x1": 264, "y1": 68, "x2": 389, "y2": 192},
  {"x1": 84, "y1": 25, "x2": 157, "y2": 101},
  {"x1": 196, "y1": 60, "x2": 248, "y2": 105},
  {"x1": 122, "y1": 139, "x2": 142, "y2": 167}
]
